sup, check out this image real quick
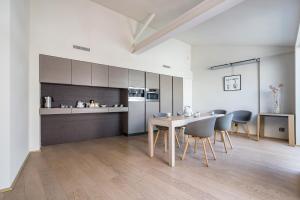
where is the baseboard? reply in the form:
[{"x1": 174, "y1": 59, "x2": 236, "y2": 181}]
[{"x1": 0, "y1": 152, "x2": 31, "y2": 193}]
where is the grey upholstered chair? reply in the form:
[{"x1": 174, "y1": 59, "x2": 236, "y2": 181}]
[
  {"x1": 214, "y1": 113, "x2": 234, "y2": 153},
  {"x1": 211, "y1": 109, "x2": 227, "y2": 115},
  {"x1": 182, "y1": 117, "x2": 217, "y2": 167},
  {"x1": 153, "y1": 113, "x2": 180, "y2": 152},
  {"x1": 232, "y1": 110, "x2": 252, "y2": 138}
]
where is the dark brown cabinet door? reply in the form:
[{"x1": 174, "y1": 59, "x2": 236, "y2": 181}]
[
  {"x1": 129, "y1": 69, "x2": 145, "y2": 88},
  {"x1": 108, "y1": 66, "x2": 128, "y2": 88},
  {"x1": 173, "y1": 76, "x2": 183, "y2": 115},
  {"x1": 160, "y1": 75, "x2": 173, "y2": 113},
  {"x1": 92, "y1": 64, "x2": 109, "y2": 87},
  {"x1": 71, "y1": 60, "x2": 92, "y2": 86},
  {"x1": 39, "y1": 55, "x2": 71, "y2": 84}
]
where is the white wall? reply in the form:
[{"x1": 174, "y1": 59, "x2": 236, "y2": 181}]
[
  {"x1": 192, "y1": 45, "x2": 294, "y2": 136},
  {"x1": 260, "y1": 53, "x2": 295, "y2": 139},
  {"x1": 296, "y1": 48, "x2": 300, "y2": 144},
  {"x1": 0, "y1": 0, "x2": 29, "y2": 190},
  {"x1": 0, "y1": 0, "x2": 12, "y2": 190},
  {"x1": 29, "y1": 0, "x2": 193, "y2": 150},
  {"x1": 9, "y1": 0, "x2": 30, "y2": 186}
]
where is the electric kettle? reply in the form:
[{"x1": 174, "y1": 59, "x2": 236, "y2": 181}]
[{"x1": 183, "y1": 106, "x2": 193, "y2": 117}]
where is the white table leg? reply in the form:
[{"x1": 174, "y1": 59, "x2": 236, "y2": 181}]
[
  {"x1": 168, "y1": 125, "x2": 175, "y2": 167},
  {"x1": 148, "y1": 120, "x2": 154, "y2": 157}
]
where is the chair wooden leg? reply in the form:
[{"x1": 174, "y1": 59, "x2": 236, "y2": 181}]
[
  {"x1": 181, "y1": 138, "x2": 190, "y2": 160},
  {"x1": 207, "y1": 138, "x2": 216, "y2": 160},
  {"x1": 175, "y1": 134, "x2": 181, "y2": 148},
  {"x1": 236, "y1": 123, "x2": 239, "y2": 134},
  {"x1": 225, "y1": 131, "x2": 233, "y2": 149},
  {"x1": 221, "y1": 131, "x2": 228, "y2": 153},
  {"x1": 181, "y1": 127, "x2": 186, "y2": 141},
  {"x1": 214, "y1": 131, "x2": 217, "y2": 144},
  {"x1": 245, "y1": 124, "x2": 250, "y2": 138},
  {"x1": 201, "y1": 138, "x2": 208, "y2": 167},
  {"x1": 154, "y1": 130, "x2": 160, "y2": 148},
  {"x1": 164, "y1": 131, "x2": 168, "y2": 152},
  {"x1": 194, "y1": 137, "x2": 198, "y2": 153}
]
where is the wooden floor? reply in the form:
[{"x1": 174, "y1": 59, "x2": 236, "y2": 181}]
[{"x1": 1, "y1": 135, "x2": 300, "y2": 200}]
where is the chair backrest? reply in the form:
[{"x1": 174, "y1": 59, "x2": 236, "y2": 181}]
[
  {"x1": 215, "y1": 113, "x2": 234, "y2": 131},
  {"x1": 232, "y1": 110, "x2": 252, "y2": 122},
  {"x1": 186, "y1": 117, "x2": 216, "y2": 138},
  {"x1": 177, "y1": 112, "x2": 183, "y2": 116},
  {"x1": 153, "y1": 112, "x2": 168, "y2": 118},
  {"x1": 211, "y1": 109, "x2": 227, "y2": 115}
]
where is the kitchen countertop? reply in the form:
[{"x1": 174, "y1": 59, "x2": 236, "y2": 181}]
[{"x1": 40, "y1": 107, "x2": 128, "y2": 115}]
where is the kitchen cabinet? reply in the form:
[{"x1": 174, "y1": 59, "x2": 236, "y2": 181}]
[
  {"x1": 92, "y1": 64, "x2": 109, "y2": 87},
  {"x1": 146, "y1": 72, "x2": 159, "y2": 89},
  {"x1": 39, "y1": 55, "x2": 71, "y2": 84},
  {"x1": 146, "y1": 101, "x2": 159, "y2": 128},
  {"x1": 172, "y1": 76, "x2": 183, "y2": 115},
  {"x1": 129, "y1": 69, "x2": 145, "y2": 88},
  {"x1": 160, "y1": 75, "x2": 173, "y2": 113},
  {"x1": 71, "y1": 60, "x2": 92, "y2": 86},
  {"x1": 128, "y1": 101, "x2": 145, "y2": 134},
  {"x1": 109, "y1": 66, "x2": 128, "y2": 88}
]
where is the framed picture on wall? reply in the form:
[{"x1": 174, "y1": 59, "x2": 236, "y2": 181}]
[{"x1": 223, "y1": 75, "x2": 241, "y2": 91}]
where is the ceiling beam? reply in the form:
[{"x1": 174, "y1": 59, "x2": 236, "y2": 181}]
[
  {"x1": 134, "y1": 13, "x2": 156, "y2": 44},
  {"x1": 132, "y1": 0, "x2": 245, "y2": 54}
]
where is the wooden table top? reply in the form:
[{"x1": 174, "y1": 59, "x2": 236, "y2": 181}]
[{"x1": 149, "y1": 114, "x2": 224, "y2": 127}]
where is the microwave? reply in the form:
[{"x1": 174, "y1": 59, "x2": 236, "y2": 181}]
[
  {"x1": 128, "y1": 87, "x2": 145, "y2": 101},
  {"x1": 146, "y1": 88, "x2": 159, "y2": 102}
]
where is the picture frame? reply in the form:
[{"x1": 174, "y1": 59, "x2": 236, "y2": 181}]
[{"x1": 223, "y1": 75, "x2": 241, "y2": 91}]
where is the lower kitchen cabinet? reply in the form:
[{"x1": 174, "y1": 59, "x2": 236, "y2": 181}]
[
  {"x1": 127, "y1": 101, "x2": 146, "y2": 134},
  {"x1": 160, "y1": 75, "x2": 173, "y2": 113},
  {"x1": 146, "y1": 102, "x2": 159, "y2": 129},
  {"x1": 173, "y1": 76, "x2": 183, "y2": 115}
]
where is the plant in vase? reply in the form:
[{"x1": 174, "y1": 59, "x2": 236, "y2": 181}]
[{"x1": 269, "y1": 84, "x2": 283, "y2": 114}]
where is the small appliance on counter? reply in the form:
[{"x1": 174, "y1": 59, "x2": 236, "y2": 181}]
[
  {"x1": 76, "y1": 101, "x2": 85, "y2": 108},
  {"x1": 146, "y1": 88, "x2": 159, "y2": 102},
  {"x1": 43, "y1": 96, "x2": 53, "y2": 108},
  {"x1": 183, "y1": 106, "x2": 193, "y2": 117}
]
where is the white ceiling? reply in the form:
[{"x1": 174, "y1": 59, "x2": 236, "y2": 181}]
[
  {"x1": 91, "y1": 0, "x2": 300, "y2": 46},
  {"x1": 91, "y1": 0, "x2": 204, "y2": 29},
  {"x1": 177, "y1": 0, "x2": 300, "y2": 46}
]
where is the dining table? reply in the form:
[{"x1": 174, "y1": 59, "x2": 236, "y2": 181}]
[{"x1": 148, "y1": 114, "x2": 223, "y2": 167}]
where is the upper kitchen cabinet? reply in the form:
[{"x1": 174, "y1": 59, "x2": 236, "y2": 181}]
[
  {"x1": 146, "y1": 72, "x2": 159, "y2": 89},
  {"x1": 71, "y1": 60, "x2": 92, "y2": 86},
  {"x1": 129, "y1": 69, "x2": 145, "y2": 88},
  {"x1": 92, "y1": 64, "x2": 109, "y2": 87},
  {"x1": 39, "y1": 54, "x2": 71, "y2": 84},
  {"x1": 109, "y1": 66, "x2": 128, "y2": 89},
  {"x1": 160, "y1": 75, "x2": 173, "y2": 113},
  {"x1": 172, "y1": 76, "x2": 183, "y2": 115}
]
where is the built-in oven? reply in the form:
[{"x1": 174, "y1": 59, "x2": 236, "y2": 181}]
[
  {"x1": 128, "y1": 87, "x2": 145, "y2": 101},
  {"x1": 146, "y1": 88, "x2": 159, "y2": 102}
]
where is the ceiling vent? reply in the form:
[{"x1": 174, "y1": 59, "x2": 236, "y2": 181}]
[
  {"x1": 73, "y1": 45, "x2": 90, "y2": 52},
  {"x1": 162, "y1": 65, "x2": 171, "y2": 69}
]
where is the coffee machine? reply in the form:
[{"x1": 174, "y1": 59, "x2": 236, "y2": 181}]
[{"x1": 43, "y1": 96, "x2": 53, "y2": 108}]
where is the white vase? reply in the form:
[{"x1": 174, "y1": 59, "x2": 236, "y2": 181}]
[{"x1": 272, "y1": 92, "x2": 280, "y2": 114}]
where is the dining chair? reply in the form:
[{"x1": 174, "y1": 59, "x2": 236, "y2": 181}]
[
  {"x1": 211, "y1": 109, "x2": 227, "y2": 115},
  {"x1": 214, "y1": 113, "x2": 234, "y2": 153},
  {"x1": 153, "y1": 113, "x2": 180, "y2": 152},
  {"x1": 232, "y1": 110, "x2": 252, "y2": 138},
  {"x1": 181, "y1": 117, "x2": 217, "y2": 167}
]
